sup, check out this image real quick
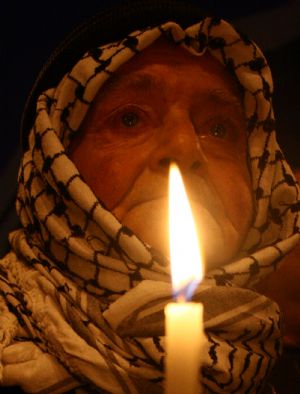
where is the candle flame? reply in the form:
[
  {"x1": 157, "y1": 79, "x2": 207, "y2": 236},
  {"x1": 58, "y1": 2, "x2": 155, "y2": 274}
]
[{"x1": 169, "y1": 162, "x2": 203, "y2": 302}]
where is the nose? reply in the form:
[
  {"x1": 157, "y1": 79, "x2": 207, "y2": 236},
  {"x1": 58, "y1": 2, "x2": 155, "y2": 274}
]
[{"x1": 149, "y1": 112, "x2": 206, "y2": 174}]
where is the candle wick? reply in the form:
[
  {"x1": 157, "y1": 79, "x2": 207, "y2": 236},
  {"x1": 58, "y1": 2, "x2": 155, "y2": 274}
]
[
  {"x1": 173, "y1": 279, "x2": 200, "y2": 302},
  {"x1": 177, "y1": 295, "x2": 186, "y2": 303}
]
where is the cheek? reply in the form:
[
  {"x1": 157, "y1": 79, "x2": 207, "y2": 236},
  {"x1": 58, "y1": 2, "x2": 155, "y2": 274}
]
[
  {"x1": 201, "y1": 130, "x2": 253, "y2": 233},
  {"x1": 208, "y1": 158, "x2": 253, "y2": 232},
  {"x1": 69, "y1": 138, "x2": 151, "y2": 209}
]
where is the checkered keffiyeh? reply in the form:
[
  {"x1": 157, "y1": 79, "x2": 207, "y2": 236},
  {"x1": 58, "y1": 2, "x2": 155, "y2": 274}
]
[{"x1": 0, "y1": 18, "x2": 299, "y2": 394}]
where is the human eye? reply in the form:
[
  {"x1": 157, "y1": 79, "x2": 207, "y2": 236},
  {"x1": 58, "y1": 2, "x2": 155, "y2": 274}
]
[
  {"x1": 197, "y1": 116, "x2": 237, "y2": 141},
  {"x1": 121, "y1": 111, "x2": 140, "y2": 128},
  {"x1": 208, "y1": 122, "x2": 227, "y2": 138},
  {"x1": 90, "y1": 102, "x2": 158, "y2": 143},
  {"x1": 107, "y1": 105, "x2": 149, "y2": 133}
]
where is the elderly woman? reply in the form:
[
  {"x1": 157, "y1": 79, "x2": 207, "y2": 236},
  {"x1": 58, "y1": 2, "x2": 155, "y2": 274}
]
[{"x1": 0, "y1": 1, "x2": 299, "y2": 393}]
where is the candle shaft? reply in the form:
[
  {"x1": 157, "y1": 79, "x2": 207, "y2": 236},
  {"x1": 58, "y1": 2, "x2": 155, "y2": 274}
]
[{"x1": 165, "y1": 302, "x2": 203, "y2": 394}]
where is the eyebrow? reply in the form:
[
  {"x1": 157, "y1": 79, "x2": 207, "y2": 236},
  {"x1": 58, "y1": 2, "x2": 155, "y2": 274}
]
[
  {"x1": 205, "y1": 88, "x2": 243, "y2": 110},
  {"x1": 101, "y1": 72, "x2": 162, "y2": 95}
]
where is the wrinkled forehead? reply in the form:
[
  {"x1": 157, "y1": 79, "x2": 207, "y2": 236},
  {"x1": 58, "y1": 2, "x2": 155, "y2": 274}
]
[{"x1": 90, "y1": 36, "x2": 243, "y2": 115}]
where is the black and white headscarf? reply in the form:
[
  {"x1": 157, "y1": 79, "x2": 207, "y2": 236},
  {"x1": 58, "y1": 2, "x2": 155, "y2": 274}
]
[{"x1": 0, "y1": 18, "x2": 299, "y2": 394}]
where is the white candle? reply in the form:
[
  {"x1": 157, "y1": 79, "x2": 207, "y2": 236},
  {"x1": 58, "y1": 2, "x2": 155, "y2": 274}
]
[
  {"x1": 165, "y1": 303, "x2": 203, "y2": 394},
  {"x1": 165, "y1": 162, "x2": 205, "y2": 394}
]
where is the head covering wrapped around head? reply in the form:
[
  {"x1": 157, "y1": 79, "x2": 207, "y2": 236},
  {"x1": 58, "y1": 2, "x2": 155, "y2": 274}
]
[{"x1": 0, "y1": 16, "x2": 299, "y2": 394}]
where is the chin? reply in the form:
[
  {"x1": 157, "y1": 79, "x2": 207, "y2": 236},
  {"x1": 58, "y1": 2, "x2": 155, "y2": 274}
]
[{"x1": 116, "y1": 198, "x2": 240, "y2": 271}]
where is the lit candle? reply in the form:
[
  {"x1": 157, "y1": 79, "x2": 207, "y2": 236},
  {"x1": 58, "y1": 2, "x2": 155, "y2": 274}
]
[{"x1": 165, "y1": 162, "x2": 205, "y2": 394}]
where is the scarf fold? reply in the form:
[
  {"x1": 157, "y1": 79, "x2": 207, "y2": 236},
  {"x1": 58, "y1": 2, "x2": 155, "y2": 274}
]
[{"x1": 1, "y1": 18, "x2": 299, "y2": 393}]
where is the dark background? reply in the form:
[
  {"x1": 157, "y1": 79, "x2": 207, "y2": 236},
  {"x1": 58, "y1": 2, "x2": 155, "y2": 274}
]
[{"x1": 1, "y1": 0, "x2": 300, "y2": 256}]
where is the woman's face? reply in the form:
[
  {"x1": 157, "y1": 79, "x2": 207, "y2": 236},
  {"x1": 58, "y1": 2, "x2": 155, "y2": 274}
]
[{"x1": 69, "y1": 38, "x2": 253, "y2": 269}]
